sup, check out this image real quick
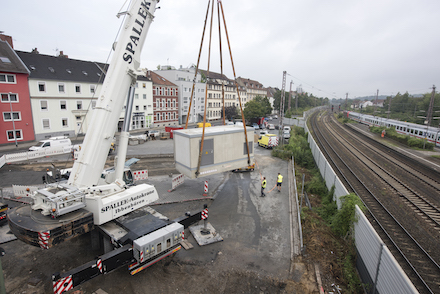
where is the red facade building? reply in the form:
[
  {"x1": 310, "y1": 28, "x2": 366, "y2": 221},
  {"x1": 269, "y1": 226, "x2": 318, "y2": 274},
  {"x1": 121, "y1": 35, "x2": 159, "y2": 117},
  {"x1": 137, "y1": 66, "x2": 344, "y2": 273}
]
[
  {"x1": 148, "y1": 71, "x2": 179, "y2": 127},
  {"x1": 0, "y1": 39, "x2": 34, "y2": 145}
]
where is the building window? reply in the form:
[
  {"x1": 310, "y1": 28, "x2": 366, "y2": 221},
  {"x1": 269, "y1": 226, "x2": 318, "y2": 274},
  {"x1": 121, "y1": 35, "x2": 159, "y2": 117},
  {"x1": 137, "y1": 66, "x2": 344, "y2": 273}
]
[
  {"x1": 38, "y1": 82, "x2": 46, "y2": 92},
  {"x1": 143, "y1": 105, "x2": 147, "y2": 110},
  {"x1": 1, "y1": 93, "x2": 18, "y2": 102},
  {"x1": 172, "y1": 100, "x2": 176, "y2": 108},
  {"x1": 40, "y1": 100, "x2": 48, "y2": 111},
  {"x1": 143, "y1": 83, "x2": 146, "y2": 88},
  {"x1": 3, "y1": 112, "x2": 21, "y2": 121},
  {"x1": 58, "y1": 83, "x2": 65, "y2": 93},
  {"x1": 62, "y1": 118, "x2": 68, "y2": 127},
  {"x1": 90, "y1": 85, "x2": 96, "y2": 94},
  {"x1": 135, "y1": 105, "x2": 139, "y2": 111},
  {"x1": 75, "y1": 84, "x2": 81, "y2": 93},
  {"x1": 162, "y1": 113, "x2": 166, "y2": 120},
  {"x1": 165, "y1": 88, "x2": 168, "y2": 95},
  {"x1": 60, "y1": 100, "x2": 67, "y2": 110},
  {"x1": 7, "y1": 130, "x2": 22, "y2": 141},
  {"x1": 0, "y1": 74, "x2": 15, "y2": 83},
  {"x1": 42, "y1": 119, "x2": 50, "y2": 129},
  {"x1": 143, "y1": 94, "x2": 146, "y2": 99},
  {"x1": 156, "y1": 113, "x2": 160, "y2": 121},
  {"x1": 135, "y1": 94, "x2": 139, "y2": 99},
  {"x1": 166, "y1": 99, "x2": 170, "y2": 108},
  {"x1": 77, "y1": 101, "x2": 82, "y2": 110}
]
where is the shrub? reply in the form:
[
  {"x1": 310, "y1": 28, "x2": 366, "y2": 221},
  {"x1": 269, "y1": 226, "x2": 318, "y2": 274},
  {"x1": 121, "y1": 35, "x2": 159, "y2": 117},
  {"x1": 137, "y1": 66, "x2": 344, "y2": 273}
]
[{"x1": 331, "y1": 193, "x2": 365, "y2": 237}]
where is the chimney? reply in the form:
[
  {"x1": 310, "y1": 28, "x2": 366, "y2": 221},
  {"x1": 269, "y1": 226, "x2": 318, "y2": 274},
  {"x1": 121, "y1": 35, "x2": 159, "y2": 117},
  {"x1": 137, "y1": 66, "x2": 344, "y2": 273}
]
[
  {"x1": 31, "y1": 48, "x2": 39, "y2": 54},
  {"x1": 0, "y1": 34, "x2": 14, "y2": 48},
  {"x1": 58, "y1": 51, "x2": 68, "y2": 58}
]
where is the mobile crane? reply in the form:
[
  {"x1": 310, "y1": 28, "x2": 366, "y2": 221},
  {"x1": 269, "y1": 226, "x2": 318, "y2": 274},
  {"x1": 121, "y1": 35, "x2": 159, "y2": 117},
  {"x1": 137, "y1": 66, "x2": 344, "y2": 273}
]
[{"x1": 7, "y1": 1, "x2": 203, "y2": 292}]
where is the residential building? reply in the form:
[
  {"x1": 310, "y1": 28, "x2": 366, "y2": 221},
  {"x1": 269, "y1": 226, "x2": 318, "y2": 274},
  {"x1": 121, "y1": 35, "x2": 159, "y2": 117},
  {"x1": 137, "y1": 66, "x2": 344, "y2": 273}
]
[
  {"x1": 236, "y1": 77, "x2": 266, "y2": 101},
  {"x1": 16, "y1": 50, "x2": 107, "y2": 140},
  {"x1": 266, "y1": 87, "x2": 277, "y2": 113},
  {"x1": 154, "y1": 65, "x2": 205, "y2": 124},
  {"x1": 148, "y1": 71, "x2": 179, "y2": 127},
  {"x1": 0, "y1": 40, "x2": 35, "y2": 145},
  {"x1": 199, "y1": 70, "x2": 239, "y2": 121}
]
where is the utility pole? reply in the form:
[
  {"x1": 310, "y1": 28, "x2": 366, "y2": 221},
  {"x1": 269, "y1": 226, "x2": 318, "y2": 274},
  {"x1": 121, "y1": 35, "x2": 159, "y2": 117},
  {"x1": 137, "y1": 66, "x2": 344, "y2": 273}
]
[
  {"x1": 426, "y1": 85, "x2": 436, "y2": 126},
  {"x1": 288, "y1": 80, "x2": 293, "y2": 112},
  {"x1": 295, "y1": 86, "x2": 298, "y2": 111},
  {"x1": 280, "y1": 71, "x2": 286, "y2": 120},
  {"x1": 387, "y1": 94, "x2": 392, "y2": 119},
  {"x1": 374, "y1": 89, "x2": 379, "y2": 115},
  {"x1": 345, "y1": 93, "x2": 348, "y2": 110}
]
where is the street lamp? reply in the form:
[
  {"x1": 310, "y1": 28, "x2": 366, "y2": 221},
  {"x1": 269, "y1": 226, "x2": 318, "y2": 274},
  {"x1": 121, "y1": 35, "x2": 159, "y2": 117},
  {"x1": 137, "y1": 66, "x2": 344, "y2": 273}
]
[{"x1": 8, "y1": 92, "x2": 18, "y2": 148}]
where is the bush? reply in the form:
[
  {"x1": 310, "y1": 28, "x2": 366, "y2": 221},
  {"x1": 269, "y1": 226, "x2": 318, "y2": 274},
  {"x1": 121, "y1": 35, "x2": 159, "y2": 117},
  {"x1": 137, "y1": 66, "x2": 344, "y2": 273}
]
[
  {"x1": 306, "y1": 173, "x2": 328, "y2": 195},
  {"x1": 370, "y1": 126, "x2": 434, "y2": 150},
  {"x1": 273, "y1": 126, "x2": 315, "y2": 169},
  {"x1": 331, "y1": 193, "x2": 365, "y2": 237}
]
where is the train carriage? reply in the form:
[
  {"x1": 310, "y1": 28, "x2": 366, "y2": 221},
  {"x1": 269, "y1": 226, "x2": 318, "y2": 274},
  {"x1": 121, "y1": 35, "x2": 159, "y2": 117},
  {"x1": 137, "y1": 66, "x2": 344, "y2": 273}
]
[{"x1": 345, "y1": 111, "x2": 440, "y2": 147}]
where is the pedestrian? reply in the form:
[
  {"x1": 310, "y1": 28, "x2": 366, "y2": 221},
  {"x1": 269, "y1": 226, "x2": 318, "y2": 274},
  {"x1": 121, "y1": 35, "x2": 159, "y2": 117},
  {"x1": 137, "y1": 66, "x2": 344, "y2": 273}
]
[
  {"x1": 261, "y1": 177, "x2": 267, "y2": 197},
  {"x1": 277, "y1": 173, "x2": 283, "y2": 192}
]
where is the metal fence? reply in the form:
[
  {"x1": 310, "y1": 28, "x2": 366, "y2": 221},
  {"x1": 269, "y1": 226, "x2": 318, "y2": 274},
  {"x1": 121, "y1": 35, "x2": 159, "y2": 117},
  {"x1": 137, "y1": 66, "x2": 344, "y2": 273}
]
[{"x1": 0, "y1": 146, "x2": 72, "y2": 169}]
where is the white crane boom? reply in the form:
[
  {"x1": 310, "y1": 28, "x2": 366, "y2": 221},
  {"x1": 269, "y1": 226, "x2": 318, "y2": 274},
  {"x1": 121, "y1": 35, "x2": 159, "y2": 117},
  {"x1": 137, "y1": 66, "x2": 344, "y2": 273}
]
[{"x1": 69, "y1": 0, "x2": 158, "y2": 187}]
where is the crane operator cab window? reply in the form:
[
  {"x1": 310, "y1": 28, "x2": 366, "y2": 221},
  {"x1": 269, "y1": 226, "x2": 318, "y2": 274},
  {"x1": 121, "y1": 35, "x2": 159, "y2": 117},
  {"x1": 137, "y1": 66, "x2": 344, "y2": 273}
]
[{"x1": 123, "y1": 170, "x2": 134, "y2": 185}]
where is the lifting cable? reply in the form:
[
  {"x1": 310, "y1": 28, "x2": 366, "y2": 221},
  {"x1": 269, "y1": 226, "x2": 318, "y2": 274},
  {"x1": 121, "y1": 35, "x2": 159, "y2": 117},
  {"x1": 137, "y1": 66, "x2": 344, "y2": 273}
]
[
  {"x1": 195, "y1": 0, "x2": 215, "y2": 177},
  {"x1": 192, "y1": 0, "x2": 251, "y2": 177},
  {"x1": 184, "y1": 0, "x2": 211, "y2": 130},
  {"x1": 218, "y1": 0, "x2": 251, "y2": 165}
]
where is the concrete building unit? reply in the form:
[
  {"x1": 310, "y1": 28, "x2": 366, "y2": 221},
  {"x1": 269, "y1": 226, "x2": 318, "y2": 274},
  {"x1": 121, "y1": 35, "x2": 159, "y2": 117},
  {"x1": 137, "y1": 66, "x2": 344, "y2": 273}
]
[{"x1": 173, "y1": 125, "x2": 254, "y2": 179}]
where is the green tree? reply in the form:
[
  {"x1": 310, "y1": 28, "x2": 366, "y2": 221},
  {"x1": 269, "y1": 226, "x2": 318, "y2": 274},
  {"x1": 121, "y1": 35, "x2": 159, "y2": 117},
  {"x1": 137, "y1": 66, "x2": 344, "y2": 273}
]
[
  {"x1": 243, "y1": 100, "x2": 265, "y2": 120},
  {"x1": 223, "y1": 106, "x2": 238, "y2": 120},
  {"x1": 253, "y1": 95, "x2": 273, "y2": 115}
]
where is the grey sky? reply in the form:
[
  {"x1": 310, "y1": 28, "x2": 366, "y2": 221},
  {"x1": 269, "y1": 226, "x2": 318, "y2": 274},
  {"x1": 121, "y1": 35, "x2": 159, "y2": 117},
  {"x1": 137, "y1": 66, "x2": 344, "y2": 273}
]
[{"x1": 3, "y1": 0, "x2": 440, "y2": 99}]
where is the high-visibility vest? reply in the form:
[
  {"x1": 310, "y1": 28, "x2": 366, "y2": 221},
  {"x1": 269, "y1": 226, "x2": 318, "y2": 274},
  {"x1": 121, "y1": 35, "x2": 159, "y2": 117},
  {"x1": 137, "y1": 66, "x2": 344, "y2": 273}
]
[
  {"x1": 262, "y1": 179, "x2": 267, "y2": 188},
  {"x1": 277, "y1": 174, "x2": 283, "y2": 183}
]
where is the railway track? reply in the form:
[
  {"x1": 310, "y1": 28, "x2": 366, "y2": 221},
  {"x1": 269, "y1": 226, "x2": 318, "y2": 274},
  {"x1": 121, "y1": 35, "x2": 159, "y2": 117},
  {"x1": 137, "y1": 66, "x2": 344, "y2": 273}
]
[{"x1": 309, "y1": 110, "x2": 440, "y2": 293}]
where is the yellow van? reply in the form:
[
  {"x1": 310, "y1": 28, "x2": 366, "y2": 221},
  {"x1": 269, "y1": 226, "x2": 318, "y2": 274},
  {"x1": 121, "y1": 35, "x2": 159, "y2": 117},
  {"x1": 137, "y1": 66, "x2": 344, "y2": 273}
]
[
  {"x1": 258, "y1": 134, "x2": 279, "y2": 148},
  {"x1": 197, "y1": 122, "x2": 211, "y2": 128}
]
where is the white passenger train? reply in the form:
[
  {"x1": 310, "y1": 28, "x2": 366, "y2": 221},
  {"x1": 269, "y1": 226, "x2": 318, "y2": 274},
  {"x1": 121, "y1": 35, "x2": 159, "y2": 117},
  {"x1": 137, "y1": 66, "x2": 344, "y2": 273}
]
[{"x1": 345, "y1": 111, "x2": 440, "y2": 147}]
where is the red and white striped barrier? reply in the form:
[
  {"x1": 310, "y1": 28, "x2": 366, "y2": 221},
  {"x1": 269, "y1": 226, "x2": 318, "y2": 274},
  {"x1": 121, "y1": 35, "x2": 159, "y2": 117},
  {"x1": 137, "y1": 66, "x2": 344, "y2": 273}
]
[
  {"x1": 201, "y1": 208, "x2": 208, "y2": 220},
  {"x1": 172, "y1": 174, "x2": 184, "y2": 190},
  {"x1": 38, "y1": 230, "x2": 50, "y2": 249},
  {"x1": 53, "y1": 275, "x2": 73, "y2": 294},
  {"x1": 140, "y1": 250, "x2": 144, "y2": 263},
  {"x1": 203, "y1": 181, "x2": 208, "y2": 196},
  {"x1": 133, "y1": 170, "x2": 148, "y2": 181},
  {"x1": 97, "y1": 258, "x2": 103, "y2": 273}
]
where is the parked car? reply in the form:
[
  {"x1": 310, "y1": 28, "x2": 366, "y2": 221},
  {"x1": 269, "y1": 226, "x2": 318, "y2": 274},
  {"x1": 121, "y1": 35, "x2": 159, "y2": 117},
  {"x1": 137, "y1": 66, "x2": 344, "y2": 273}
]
[
  {"x1": 252, "y1": 123, "x2": 260, "y2": 130},
  {"x1": 268, "y1": 124, "x2": 275, "y2": 130},
  {"x1": 259, "y1": 130, "x2": 269, "y2": 136},
  {"x1": 283, "y1": 131, "x2": 291, "y2": 139}
]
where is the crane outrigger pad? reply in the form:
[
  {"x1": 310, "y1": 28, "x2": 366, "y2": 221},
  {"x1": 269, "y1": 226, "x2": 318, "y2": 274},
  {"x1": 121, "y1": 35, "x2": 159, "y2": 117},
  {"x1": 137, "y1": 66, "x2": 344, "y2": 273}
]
[{"x1": 8, "y1": 204, "x2": 94, "y2": 249}]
